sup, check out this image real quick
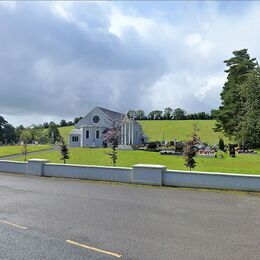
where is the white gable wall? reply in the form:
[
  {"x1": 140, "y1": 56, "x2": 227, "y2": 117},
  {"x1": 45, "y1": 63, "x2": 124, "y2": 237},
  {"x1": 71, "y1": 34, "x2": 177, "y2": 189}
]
[
  {"x1": 72, "y1": 107, "x2": 115, "y2": 148},
  {"x1": 75, "y1": 107, "x2": 113, "y2": 129},
  {"x1": 82, "y1": 125, "x2": 107, "y2": 147}
]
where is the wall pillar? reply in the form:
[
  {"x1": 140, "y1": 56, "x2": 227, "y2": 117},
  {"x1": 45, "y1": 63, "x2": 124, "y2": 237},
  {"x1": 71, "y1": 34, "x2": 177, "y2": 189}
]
[
  {"x1": 124, "y1": 122, "x2": 127, "y2": 145},
  {"x1": 27, "y1": 159, "x2": 49, "y2": 176},
  {"x1": 128, "y1": 121, "x2": 131, "y2": 145},
  {"x1": 121, "y1": 124, "x2": 124, "y2": 145},
  {"x1": 81, "y1": 127, "x2": 84, "y2": 147},
  {"x1": 131, "y1": 121, "x2": 134, "y2": 145},
  {"x1": 132, "y1": 164, "x2": 166, "y2": 186}
]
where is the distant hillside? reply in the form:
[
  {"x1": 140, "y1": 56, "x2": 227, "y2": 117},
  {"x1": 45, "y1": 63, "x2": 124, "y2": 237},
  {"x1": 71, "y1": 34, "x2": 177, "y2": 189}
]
[
  {"x1": 58, "y1": 125, "x2": 73, "y2": 143},
  {"x1": 59, "y1": 120, "x2": 230, "y2": 145},
  {"x1": 139, "y1": 120, "x2": 230, "y2": 145}
]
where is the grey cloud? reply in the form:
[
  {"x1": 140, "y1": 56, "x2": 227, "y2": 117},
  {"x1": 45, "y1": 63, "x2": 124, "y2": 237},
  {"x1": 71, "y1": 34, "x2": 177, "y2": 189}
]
[
  {"x1": 0, "y1": 2, "x2": 168, "y2": 123},
  {"x1": 1, "y1": 1, "x2": 260, "y2": 126}
]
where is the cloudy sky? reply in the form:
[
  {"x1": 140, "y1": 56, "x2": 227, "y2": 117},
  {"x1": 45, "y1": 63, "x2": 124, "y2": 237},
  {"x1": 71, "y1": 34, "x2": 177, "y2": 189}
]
[{"x1": 1, "y1": 1, "x2": 260, "y2": 126}]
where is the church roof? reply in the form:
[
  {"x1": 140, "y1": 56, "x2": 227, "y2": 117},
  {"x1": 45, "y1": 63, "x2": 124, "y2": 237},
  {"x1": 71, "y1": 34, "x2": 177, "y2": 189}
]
[
  {"x1": 97, "y1": 107, "x2": 124, "y2": 121},
  {"x1": 71, "y1": 129, "x2": 82, "y2": 135}
]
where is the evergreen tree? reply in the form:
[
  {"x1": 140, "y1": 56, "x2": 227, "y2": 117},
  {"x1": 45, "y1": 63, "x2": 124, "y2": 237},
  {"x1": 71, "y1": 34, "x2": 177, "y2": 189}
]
[
  {"x1": 236, "y1": 68, "x2": 260, "y2": 147},
  {"x1": 183, "y1": 124, "x2": 200, "y2": 170},
  {"x1": 60, "y1": 138, "x2": 69, "y2": 164},
  {"x1": 74, "y1": 117, "x2": 82, "y2": 124},
  {"x1": 0, "y1": 116, "x2": 7, "y2": 143},
  {"x1": 3, "y1": 124, "x2": 16, "y2": 144},
  {"x1": 214, "y1": 49, "x2": 258, "y2": 138},
  {"x1": 218, "y1": 138, "x2": 225, "y2": 151}
]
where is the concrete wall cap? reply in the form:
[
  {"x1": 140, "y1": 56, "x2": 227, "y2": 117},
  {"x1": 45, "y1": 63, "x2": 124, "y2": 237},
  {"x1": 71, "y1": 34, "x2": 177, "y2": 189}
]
[
  {"x1": 46, "y1": 162, "x2": 131, "y2": 170},
  {"x1": 28, "y1": 159, "x2": 49, "y2": 163},
  {"x1": 133, "y1": 164, "x2": 166, "y2": 169},
  {"x1": 0, "y1": 160, "x2": 27, "y2": 164},
  {"x1": 166, "y1": 170, "x2": 260, "y2": 178}
]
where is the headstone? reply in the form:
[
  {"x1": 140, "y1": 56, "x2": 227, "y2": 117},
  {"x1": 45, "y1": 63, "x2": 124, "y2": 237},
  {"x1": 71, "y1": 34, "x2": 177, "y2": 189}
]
[{"x1": 229, "y1": 144, "x2": 236, "y2": 157}]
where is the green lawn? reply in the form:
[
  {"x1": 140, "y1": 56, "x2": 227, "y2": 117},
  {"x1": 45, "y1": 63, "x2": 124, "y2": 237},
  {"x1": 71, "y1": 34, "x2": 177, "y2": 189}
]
[
  {"x1": 11, "y1": 147, "x2": 260, "y2": 175},
  {"x1": 59, "y1": 120, "x2": 230, "y2": 145},
  {"x1": 58, "y1": 126, "x2": 73, "y2": 143},
  {"x1": 0, "y1": 145, "x2": 52, "y2": 158},
  {"x1": 139, "y1": 120, "x2": 230, "y2": 144}
]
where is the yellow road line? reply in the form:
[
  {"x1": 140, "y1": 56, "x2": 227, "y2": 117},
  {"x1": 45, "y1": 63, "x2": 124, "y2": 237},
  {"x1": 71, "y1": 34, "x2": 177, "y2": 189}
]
[
  {"x1": 0, "y1": 220, "x2": 28, "y2": 230},
  {"x1": 66, "y1": 239, "x2": 122, "y2": 258}
]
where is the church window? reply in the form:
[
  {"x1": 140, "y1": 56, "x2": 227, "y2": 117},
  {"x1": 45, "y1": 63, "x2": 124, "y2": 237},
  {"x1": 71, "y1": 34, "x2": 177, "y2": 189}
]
[
  {"x1": 93, "y1": 115, "x2": 100, "y2": 123},
  {"x1": 96, "y1": 130, "x2": 99, "y2": 139},
  {"x1": 72, "y1": 136, "x2": 79, "y2": 142}
]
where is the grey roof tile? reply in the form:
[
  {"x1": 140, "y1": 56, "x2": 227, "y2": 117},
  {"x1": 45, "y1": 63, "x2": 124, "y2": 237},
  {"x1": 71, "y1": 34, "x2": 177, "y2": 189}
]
[{"x1": 97, "y1": 107, "x2": 125, "y2": 121}]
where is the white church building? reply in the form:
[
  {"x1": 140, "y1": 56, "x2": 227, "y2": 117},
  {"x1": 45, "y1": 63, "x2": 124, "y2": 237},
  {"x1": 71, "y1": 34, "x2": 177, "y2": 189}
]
[{"x1": 69, "y1": 107, "x2": 146, "y2": 148}]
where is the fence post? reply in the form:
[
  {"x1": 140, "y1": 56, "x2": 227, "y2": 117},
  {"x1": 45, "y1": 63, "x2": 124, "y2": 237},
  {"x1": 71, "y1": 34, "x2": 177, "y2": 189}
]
[
  {"x1": 132, "y1": 164, "x2": 166, "y2": 186},
  {"x1": 27, "y1": 159, "x2": 49, "y2": 176}
]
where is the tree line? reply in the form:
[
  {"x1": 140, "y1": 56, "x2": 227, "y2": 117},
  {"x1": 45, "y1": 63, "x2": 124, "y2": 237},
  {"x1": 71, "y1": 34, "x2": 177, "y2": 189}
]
[
  {"x1": 33, "y1": 116, "x2": 83, "y2": 129},
  {"x1": 127, "y1": 108, "x2": 213, "y2": 120},
  {"x1": 0, "y1": 114, "x2": 85, "y2": 145},
  {"x1": 0, "y1": 117, "x2": 62, "y2": 145}
]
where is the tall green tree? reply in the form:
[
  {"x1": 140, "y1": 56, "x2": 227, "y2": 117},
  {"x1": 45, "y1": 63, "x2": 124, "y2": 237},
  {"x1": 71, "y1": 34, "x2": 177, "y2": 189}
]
[
  {"x1": 148, "y1": 110, "x2": 163, "y2": 120},
  {"x1": 172, "y1": 108, "x2": 186, "y2": 120},
  {"x1": 3, "y1": 124, "x2": 16, "y2": 144},
  {"x1": 236, "y1": 68, "x2": 260, "y2": 147},
  {"x1": 136, "y1": 110, "x2": 145, "y2": 120},
  {"x1": 163, "y1": 107, "x2": 173, "y2": 120},
  {"x1": 127, "y1": 110, "x2": 137, "y2": 119},
  {"x1": 0, "y1": 116, "x2": 7, "y2": 143},
  {"x1": 15, "y1": 125, "x2": 24, "y2": 142},
  {"x1": 74, "y1": 117, "x2": 82, "y2": 124},
  {"x1": 20, "y1": 129, "x2": 33, "y2": 144},
  {"x1": 48, "y1": 122, "x2": 61, "y2": 144},
  {"x1": 60, "y1": 119, "x2": 67, "y2": 127},
  {"x1": 214, "y1": 49, "x2": 258, "y2": 138}
]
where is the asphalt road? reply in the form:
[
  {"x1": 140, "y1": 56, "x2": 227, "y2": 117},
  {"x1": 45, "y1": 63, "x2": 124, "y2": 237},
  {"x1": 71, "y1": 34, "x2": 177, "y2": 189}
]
[{"x1": 0, "y1": 172, "x2": 260, "y2": 260}]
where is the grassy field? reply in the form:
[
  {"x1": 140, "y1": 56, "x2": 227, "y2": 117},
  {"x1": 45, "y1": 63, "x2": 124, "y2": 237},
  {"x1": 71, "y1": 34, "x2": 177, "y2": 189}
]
[
  {"x1": 139, "y1": 120, "x2": 230, "y2": 144},
  {"x1": 0, "y1": 145, "x2": 52, "y2": 158},
  {"x1": 11, "y1": 147, "x2": 260, "y2": 175},
  {"x1": 58, "y1": 120, "x2": 230, "y2": 145},
  {"x1": 59, "y1": 125, "x2": 73, "y2": 143}
]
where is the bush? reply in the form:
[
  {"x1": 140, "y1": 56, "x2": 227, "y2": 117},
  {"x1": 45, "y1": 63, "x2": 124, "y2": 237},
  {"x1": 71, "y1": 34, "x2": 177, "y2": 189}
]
[{"x1": 218, "y1": 138, "x2": 225, "y2": 151}]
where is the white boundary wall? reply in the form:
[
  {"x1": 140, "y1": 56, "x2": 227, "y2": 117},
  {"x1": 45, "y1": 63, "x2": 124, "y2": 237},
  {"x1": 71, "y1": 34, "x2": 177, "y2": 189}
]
[
  {"x1": 1, "y1": 159, "x2": 260, "y2": 192},
  {"x1": 163, "y1": 170, "x2": 260, "y2": 192},
  {"x1": 43, "y1": 163, "x2": 132, "y2": 183},
  {"x1": 0, "y1": 160, "x2": 27, "y2": 174}
]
